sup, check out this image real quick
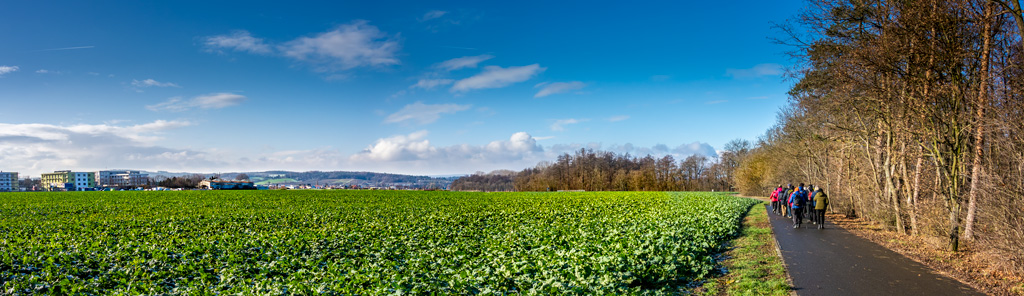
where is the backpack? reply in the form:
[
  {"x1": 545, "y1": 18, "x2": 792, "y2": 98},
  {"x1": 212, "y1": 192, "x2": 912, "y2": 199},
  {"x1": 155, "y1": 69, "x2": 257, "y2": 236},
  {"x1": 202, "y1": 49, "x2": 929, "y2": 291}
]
[{"x1": 791, "y1": 189, "x2": 806, "y2": 207}]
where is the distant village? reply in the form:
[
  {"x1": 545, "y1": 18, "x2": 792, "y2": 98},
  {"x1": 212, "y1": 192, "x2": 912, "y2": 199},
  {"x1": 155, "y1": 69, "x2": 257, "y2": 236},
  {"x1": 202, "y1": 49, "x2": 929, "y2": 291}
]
[{"x1": 0, "y1": 169, "x2": 454, "y2": 192}]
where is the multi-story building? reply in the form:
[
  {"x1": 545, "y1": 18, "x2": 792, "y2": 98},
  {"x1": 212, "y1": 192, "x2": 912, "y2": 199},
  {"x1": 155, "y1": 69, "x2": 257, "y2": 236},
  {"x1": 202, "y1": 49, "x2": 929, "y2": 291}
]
[
  {"x1": 96, "y1": 170, "x2": 149, "y2": 188},
  {"x1": 41, "y1": 170, "x2": 96, "y2": 191},
  {"x1": 0, "y1": 172, "x2": 17, "y2": 192}
]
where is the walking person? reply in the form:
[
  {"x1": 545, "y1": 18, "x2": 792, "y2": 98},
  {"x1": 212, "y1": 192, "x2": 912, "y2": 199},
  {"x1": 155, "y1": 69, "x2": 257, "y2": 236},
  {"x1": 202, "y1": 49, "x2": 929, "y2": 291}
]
[
  {"x1": 789, "y1": 183, "x2": 808, "y2": 228},
  {"x1": 806, "y1": 184, "x2": 816, "y2": 223},
  {"x1": 813, "y1": 186, "x2": 829, "y2": 229},
  {"x1": 769, "y1": 185, "x2": 783, "y2": 215},
  {"x1": 782, "y1": 184, "x2": 794, "y2": 217}
]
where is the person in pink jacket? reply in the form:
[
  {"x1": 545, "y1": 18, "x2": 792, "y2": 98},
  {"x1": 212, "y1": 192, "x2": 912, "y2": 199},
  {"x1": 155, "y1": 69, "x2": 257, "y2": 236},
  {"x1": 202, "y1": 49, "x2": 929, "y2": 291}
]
[{"x1": 769, "y1": 185, "x2": 783, "y2": 215}]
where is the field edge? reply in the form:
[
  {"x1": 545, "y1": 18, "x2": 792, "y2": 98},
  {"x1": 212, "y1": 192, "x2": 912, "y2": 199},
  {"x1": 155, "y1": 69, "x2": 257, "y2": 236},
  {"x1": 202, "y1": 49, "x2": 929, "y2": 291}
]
[{"x1": 697, "y1": 200, "x2": 792, "y2": 296}]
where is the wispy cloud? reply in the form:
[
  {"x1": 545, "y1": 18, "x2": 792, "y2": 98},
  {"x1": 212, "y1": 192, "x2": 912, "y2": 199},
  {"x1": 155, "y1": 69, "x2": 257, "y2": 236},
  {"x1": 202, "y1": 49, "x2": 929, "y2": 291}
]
[
  {"x1": 608, "y1": 115, "x2": 630, "y2": 122},
  {"x1": 0, "y1": 65, "x2": 19, "y2": 76},
  {"x1": 420, "y1": 10, "x2": 448, "y2": 21},
  {"x1": 203, "y1": 21, "x2": 400, "y2": 73},
  {"x1": 726, "y1": 63, "x2": 783, "y2": 78},
  {"x1": 534, "y1": 81, "x2": 586, "y2": 98},
  {"x1": 435, "y1": 54, "x2": 493, "y2": 71},
  {"x1": 278, "y1": 20, "x2": 400, "y2": 71},
  {"x1": 147, "y1": 93, "x2": 248, "y2": 112},
  {"x1": 203, "y1": 31, "x2": 271, "y2": 54},
  {"x1": 132, "y1": 79, "x2": 180, "y2": 88},
  {"x1": 37, "y1": 45, "x2": 95, "y2": 51},
  {"x1": 411, "y1": 79, "x2": 454, "y2": 90},
  {"x1": 604, "y1": 142, "x2": 719, "y2": 159},
  {"x1": 551, "y1": 118, "x2": 586, "y2": 132},
  {"x1": 705, "y1": 100, "x2": 728, "y2": 105},
  {"x1": 384, "y1": 102, "x2": 471, "y2": 125},
  {"x1": 451, "y1": 64, "x2": 545, "y2": 93}
]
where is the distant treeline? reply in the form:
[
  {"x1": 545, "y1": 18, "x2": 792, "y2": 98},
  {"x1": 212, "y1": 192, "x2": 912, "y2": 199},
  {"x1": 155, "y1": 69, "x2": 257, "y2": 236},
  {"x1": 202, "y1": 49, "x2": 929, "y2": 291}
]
[
  {"x1": 157, "y1": 174, "x2": 206, "y2": 189},
  {"x1": 730, "y1": 0, "x2": 1024, "y2": 273},
  {"x1": 449, "y1": 172, "x2": 515, "y2": 192},
  {"x1": 453, "y1": 144, "x2": 751, "y2": 192}
]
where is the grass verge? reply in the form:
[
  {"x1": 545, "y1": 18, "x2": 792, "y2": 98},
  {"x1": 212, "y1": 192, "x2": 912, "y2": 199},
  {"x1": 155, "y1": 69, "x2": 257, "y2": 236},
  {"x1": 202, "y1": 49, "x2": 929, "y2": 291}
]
[{"x1": 699, "y1": 201, "x2": 791, "y2": 296}]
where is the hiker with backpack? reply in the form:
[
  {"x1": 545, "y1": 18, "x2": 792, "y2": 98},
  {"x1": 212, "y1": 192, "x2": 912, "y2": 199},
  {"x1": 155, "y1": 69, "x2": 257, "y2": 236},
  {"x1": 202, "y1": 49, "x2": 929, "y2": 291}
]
[
  {"x1": 769, "y1": 185, "x2": 783, "y2": 215},
  {"x1": 789, "y1": 183, "x2": 808, "y2": 228},
  {"x1": 813, "y1": 186, "x2": 829, "y2": 229}
]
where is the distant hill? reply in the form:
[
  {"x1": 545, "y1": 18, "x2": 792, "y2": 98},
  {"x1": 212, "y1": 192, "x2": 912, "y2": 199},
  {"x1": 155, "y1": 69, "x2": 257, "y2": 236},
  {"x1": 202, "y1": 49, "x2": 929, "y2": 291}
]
[{"x1": 145, "y1": 170, "x2": 454, "y2": 189}]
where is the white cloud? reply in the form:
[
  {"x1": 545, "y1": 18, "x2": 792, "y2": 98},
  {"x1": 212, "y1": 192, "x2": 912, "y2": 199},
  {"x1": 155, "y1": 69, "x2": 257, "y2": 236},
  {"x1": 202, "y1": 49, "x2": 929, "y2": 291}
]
[
  {"x1": 608, "y1": 115, "x2": 630, "y2": 122},
  {"x1": 132, "y1": 79, "x2": 180, "y2": 88},
  {"x1": 346, "y1": 132, "x2": 719, "y2": 175},
  {"x1": 420, "y1": 10, "x2": 448, "y2": 21},
  {"x1": 351, "y1": 131, "x2": 543, "y2": 164},
  {"x1": 278, "y1": 20, "x2": 400, "y2": 71},
  {"x1": 350, "y1": 130, "x2": 434, "y2": 162},
  {"x1": 0, "y1": 120, "x2": 213, "y2": 176},
  {"x1": 551, "y1": 118, "x2": 586, "y2": 132},
  {"x1": 147, "y1": 93, "x2": 248, "y2": 112},
  {"x1": 0, "y1": 119, "x2": 723, "y2": 177},
  {"x1": 203, "y1": 22, "x2": 400, "y2": 73},
  {"x1": 451, "y1": 64, "x2": 545, "y2": 93},
  {"x1": 411, "y1": 78, "x2": 454, "y2": 89},
  {"x1": 534, "y1": 81, "x2": 586, "y2": 98},
  {"x1": 705, "y1": 100, "x2": 727, "y2": 105},
  {"x1": 435, "y1": 54, "x2": 493, "y2": 71},
  {"x1": 726, "y1": 63, "x2": 783, "y2": 78},
  {"x1": 203, "y1": 30, "x2": 272, "y2": 54},
  {"x1": 384, "y1": 102, "x2": 471, "y2": 124},
  {"x1": 0, "y1": 65, "x2": 19, "y2": 76},
  {"x1": 36, "y1": 69, "x2": 48, "y2": 74}
]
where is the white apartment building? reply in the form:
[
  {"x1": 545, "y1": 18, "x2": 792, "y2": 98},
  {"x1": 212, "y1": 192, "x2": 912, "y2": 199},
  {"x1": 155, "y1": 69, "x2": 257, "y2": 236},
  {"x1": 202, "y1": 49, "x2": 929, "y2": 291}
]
[
  {"x1": 96, "y1": 170, "x2": 149, "y2": 188},
  {"x1": 0, "y1": 172, "x2": 17, "y2": 191}
]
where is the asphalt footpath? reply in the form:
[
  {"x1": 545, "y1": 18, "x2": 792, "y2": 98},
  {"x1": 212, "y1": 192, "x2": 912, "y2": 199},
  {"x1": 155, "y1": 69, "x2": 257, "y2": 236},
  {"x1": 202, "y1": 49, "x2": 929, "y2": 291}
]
[{"x1": 765, "y1": 205, "x2": 985, "y2": 296}]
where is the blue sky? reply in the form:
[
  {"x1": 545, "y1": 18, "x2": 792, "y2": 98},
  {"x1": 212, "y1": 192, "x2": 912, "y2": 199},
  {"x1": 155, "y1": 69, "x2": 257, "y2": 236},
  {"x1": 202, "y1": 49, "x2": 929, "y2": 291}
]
[{"x1": 0, "y1": 0, "x2": 803, "y2": 176}]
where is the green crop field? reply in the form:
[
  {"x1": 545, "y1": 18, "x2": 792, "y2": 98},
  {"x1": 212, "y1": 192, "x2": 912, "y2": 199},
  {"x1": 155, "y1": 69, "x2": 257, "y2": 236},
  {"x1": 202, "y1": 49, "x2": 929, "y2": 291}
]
[
  {"x1": 253, "y1": 178, "x2": 299, "y2": 185},
  {"x1": 0, "y1": 191, "x2": 756, "y2": 295}
]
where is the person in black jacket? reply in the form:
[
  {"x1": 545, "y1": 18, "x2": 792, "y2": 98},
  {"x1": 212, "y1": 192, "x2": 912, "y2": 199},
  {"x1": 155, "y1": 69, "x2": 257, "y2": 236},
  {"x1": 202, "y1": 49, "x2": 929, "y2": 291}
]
[
  {"x1": 789, "y1": 183, "x2": 808, "y2": 228},
  {"x1": 781, "y1": 184, "x2": 793, "y2": 218}
]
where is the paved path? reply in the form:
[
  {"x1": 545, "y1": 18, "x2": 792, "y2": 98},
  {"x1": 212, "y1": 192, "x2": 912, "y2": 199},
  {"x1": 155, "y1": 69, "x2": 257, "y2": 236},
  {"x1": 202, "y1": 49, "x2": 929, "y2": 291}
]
[{"x1": 766, "y1": 205, "x2": 984, "y2": 296}]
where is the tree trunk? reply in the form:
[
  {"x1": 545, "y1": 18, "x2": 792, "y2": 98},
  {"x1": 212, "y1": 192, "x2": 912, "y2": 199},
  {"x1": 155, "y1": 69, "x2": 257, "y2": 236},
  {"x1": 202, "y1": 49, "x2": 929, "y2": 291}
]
[
  {"x1": 964, "y1": 0, "x2": 994, "y2": 240},
  {"x1": 949, "y1": 200, "x2": 961, "y2": 252},
  {"x1": 910, "y1": 150, "x2": 923, "y2": 236},
  {"x1": 886, "y1": 132, "x2": 905, "y2": 234}
]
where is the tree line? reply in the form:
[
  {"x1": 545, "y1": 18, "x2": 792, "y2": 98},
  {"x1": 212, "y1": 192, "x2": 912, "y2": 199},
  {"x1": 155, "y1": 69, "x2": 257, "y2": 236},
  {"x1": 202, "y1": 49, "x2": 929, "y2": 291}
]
[
  {"x1": 453, "y1": 142, "x2": 751, "y2": 192},
  {"x1": 449, "y1": 171, "x2": 516, "y2": 192},
  {"x1": 733, "y1": 0, "x2": 1024, "y2": 269}
]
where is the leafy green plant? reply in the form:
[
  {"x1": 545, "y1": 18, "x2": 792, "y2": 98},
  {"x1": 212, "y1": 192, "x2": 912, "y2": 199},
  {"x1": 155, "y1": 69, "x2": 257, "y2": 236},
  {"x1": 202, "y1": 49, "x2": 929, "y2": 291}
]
[{"x1": 0, "y1": 191, "x2": 755, "y2": 295}]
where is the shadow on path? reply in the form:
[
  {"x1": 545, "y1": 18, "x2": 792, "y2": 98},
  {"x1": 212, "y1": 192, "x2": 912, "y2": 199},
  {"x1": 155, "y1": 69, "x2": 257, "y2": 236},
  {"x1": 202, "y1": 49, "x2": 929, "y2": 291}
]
[{"x1": 766, "y1": 205, "x2": 984, "y2": 296}]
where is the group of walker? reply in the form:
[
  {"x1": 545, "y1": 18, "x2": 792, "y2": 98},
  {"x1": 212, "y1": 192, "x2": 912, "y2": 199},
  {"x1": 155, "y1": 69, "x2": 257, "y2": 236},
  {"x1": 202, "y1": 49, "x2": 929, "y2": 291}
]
[{"x1": 769, "y1": 183, "x2": 828, "y2": 229}]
